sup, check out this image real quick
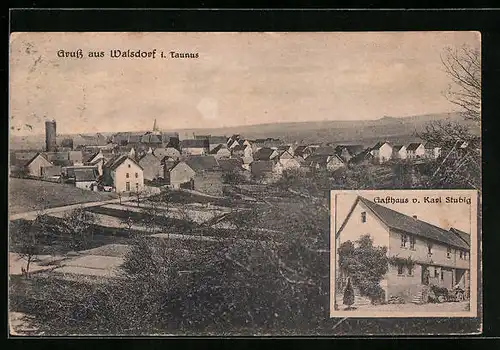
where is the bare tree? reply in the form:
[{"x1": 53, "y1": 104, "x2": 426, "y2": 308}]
[{"x1": 62, "y1": 207, "x2": 100, "y2": 249}]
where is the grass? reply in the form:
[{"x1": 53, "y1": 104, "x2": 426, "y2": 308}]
[{"x1": 9, "y1": 178, "x2": 118, "y2": 215}]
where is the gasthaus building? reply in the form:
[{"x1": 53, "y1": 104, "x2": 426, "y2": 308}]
[{"x1": 335, "y1": 196, "x2": 470, "y2": 304}]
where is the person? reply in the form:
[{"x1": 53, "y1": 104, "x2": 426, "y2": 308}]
[{"x1": 343, "y1": 277, "x2": 355, "y2": 310}]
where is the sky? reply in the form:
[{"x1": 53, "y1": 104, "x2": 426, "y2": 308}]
[
  {"x1": 9, "y1": 31, "x2": 480, "y2": 136},
  {"x1": 333, "y1": 190, "x2": 477, "y2": 235}
]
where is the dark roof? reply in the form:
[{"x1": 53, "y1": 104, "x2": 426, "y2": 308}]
[
  {"x1": 141, "y1": 133, "x2": 163, "y2": 144},
  {"x1": 185, "y1": 155, "x2": 219, "y2": 172},
  {"x1": 253, "y1": 147, "x2": 276, "y2": 161},
  {"x1": 74, "y1": 168, "x2": 98, "y2": 182},
  {"x1": 209, "y1": 136, "x2": 228, "y2": 144},
  {"x1": 351, "y1": 197, "x2": 470, "y2": 250},
  {"x1": 41, "y1": 165, "x2": 62, "y2": 177},
  {"x1": 305, "y1": 154, "x2": 330, "y2": 167},
  {"x1": 313, "y1": 146, "x2": 336, "y2": 156},
  {"x1": 449, "y1": 228, "x2": 471, "y2": 247},
  {"x1": 393, "y1": 145, "x2": 405, "y2": 152},
  {"x1": 250, "y1": 160, "x2": 275, "y2": 177},
  {"x1": 371, "y1": 141, "x2": 391, "y2": 150},
  {"x1": 335, "y1": 144, "x2": 364, "y2": 156},
  {"x1": 407, "y1": 142, "x2": 424, "y2": 151},
  {"x1": 218, "y1": 158, "x2": 244, "y2": 172},
  {"x1": 44, "y1": 152, "x2": 69, "y2": 161},
  {"x1": 277, "y1": 145, "x2": 291, "y2": 151},
  {"x1": 293, "y1": 145, "x2": 307, "y2": 157},
  {"x1": 180, "y1": 139, "x2": 209, "y2": 149},
  {"x1": 210, "y1": 144, "x2": 230, "y2": 154},
  {"x1": 104, "y1": 155, "x2": 143, "y2": 171},
  {"x1": 349, "y1": 148, "x2": 374, "y2": 164},
  {"x1": 138, "y1": 153, "x2": 161, "y2": 164},
  {"x1": 231, "y1": 144, "x2": 246, "y2": 152},
  {"x1": 83, "y1": 151, "x2": 100, "y2": 163}
]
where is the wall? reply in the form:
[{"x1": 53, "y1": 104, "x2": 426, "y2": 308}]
[
  {"x1": 169, "y1": 162, "x2": 196, "y2": 187},
  {"x1": 27, "y1": 155, "x2": 53, "y2": 177},
  {"x1": 182, "y1": 148, "x2": 206, "y2": 156},
  {"x1": 113, "y1": 158, "x2": 144, "y2": 193},
  {"x1": 327, "y1": 157, "x2": 345, "y2": 171},
  {"x1": 386, "y1": 263, "x2": 422, "y2": 302},
  {"x1": 139, "y1": 155, "x2": 162, "y2": 180}
]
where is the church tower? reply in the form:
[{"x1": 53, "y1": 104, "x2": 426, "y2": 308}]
[{"x1": 152, "y1": 118, "x2": 160, "y2": 134}]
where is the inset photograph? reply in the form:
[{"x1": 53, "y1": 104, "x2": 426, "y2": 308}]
[{"x1": 330, "y1": 190, "x2": 479, "y2": 318}]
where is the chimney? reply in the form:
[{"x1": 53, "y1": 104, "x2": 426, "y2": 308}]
[{"x1": 412, "y1": 215, "x2": 418, "y2": 219}]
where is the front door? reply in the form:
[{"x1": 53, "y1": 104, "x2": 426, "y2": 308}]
[
  {"x1": 421, "y1": 265, "x2": 430, "y2": 285},
  {"x1": 125, "y1": 181, "x2": 130, "y2": 191}
]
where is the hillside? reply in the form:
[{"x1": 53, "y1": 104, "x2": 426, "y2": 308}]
[
  {"x1": 9, "y1": 112, "x2": 479, "y2": 150},
  {"x1": 9, "y1": 178, "x2": 118, "y2": 215}
]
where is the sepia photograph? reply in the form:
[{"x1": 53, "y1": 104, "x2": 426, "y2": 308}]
[
  {"x1": 330, "y1": 189, "x2": 479, "y2": 318},
  {"x1": 8, "y1": 31, "x2": 481, "y2": 335}
]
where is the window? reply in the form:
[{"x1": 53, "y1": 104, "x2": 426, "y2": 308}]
[
  {"x1": 135, "y1": 183, "x2": 139, "y2": 191},
  {"x1": 409, "y1": 236, "x2": 416, "y2": 250},
  {"x1": 441, "y1": 271, "x2": 444, "y2": 281},
  {"x1": 434, "y1": 267, "x2": 439, "y2": 278},
  {"x1": 459, "y1": 251, "x2": 463, "y2": 259},
  {"x1": 125, "y1": 182, "x2": 130, "y2": 191},
  {"x1": 408, "y1": 265, "x2": 414, "y2": 276},
  {"x1": 128, "y1": 164, "x2": 131, "y2": 168},
  {"x1": 126, "y1": 173, "x2": 129, "y2": 178},
  {"x1": 401, "y1": 234, "x2": 408, "y2": 248},
  {"x1": 361, "y1": 211, "x2": 366, "y2": 223},
  {"x1": 397, "y1": 264, "x2": 404, "y2": 275},
  {"x1": 427, "y1": 243, "x2": 433, "y2": 256},
  {"x1": 135, "y1": 172, "x2": 138, "y2": 178},
  {"x1": 447, "y1": 247, "x2": 452, "y2": 259}
]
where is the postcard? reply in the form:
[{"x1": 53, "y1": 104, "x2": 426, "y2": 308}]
[{"x1": 9, "y1": 31, "x2": 481, "y2": 336}]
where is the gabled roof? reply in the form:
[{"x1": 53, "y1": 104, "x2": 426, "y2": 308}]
[
  {"x1": 349, "y1": 148, "x2": 374, "y2": 164},
  {"x1": 313, "y1": 146, "x2": 336, "y2": 156},
  {"x1": 338, "y1": 196, "x2": 470, "y2": 250},
  {"x1": 253, "y1": 147, "x2": 277, "y2": 161},
  {"x1": 407, "y1": 142, "x2": 424, "y2": 151},
  {"x1": 250, "y1": 160, "x2": 275, "y2": 176},
  {"x1": 293, "y1": 145, "x2": 308, "y2": 157},
  {"x1": 138, "y1": 153, "x2": 161, "y2": 164},
  {"x1": 210, "y1": 144, "x2": 230, "y2": 154},
  {"x1": 231, "y1": 144, "x2": 246, "y2": 152},
  {"x1": 41, "y1": 165, "x2": 62, "y2": 177},
  {"x1": 104, "y1": 155, "x2": 143, "y2": 171},
  {"x1": 393, "y1": 145, "x2": 406, "y2": 152},
  {"x1": 218, "y1": 158, "x2": 245, "y2": 172},
  {"x1": 180, "y1": 139, "x2": 209, "y2": 148},
  {"x1": 74, "y1": 168, "x2": 98, "y2": 182},
  {"x1": 209, "y1": 136, "x2": 228, "y2": 144},
  {"x1": 184, "y1": 155, "x2": 219, "y2": 172},
  {"x1": 83, "y1": 151, "x2": 101, "y2": 163},
  {"x1": 371, "y1": 141, "x2": 391, "y2": 150},
  {"x1": 449, "y1": 227, "x2": 471, "y2": 247},
  {"x1": 335, "y1": 144, "x2": 365, "y2": 156},
  {"x1": 153, "y1": 147, "x2": 181, "y2": 158}
]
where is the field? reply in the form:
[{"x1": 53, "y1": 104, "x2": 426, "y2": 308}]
[{"x1": 9, "y1": 178, "x2": 118, "y2": 215}]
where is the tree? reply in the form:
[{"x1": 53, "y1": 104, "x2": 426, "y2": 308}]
[
  {"x1": 11, "y1": 219, "x2": 39, "y2": 278},
  {"x1": 338, "y1": 235, "x2": 388, "y2": 304},
  {"x1": 62, "y1": 207, "x2": 100, "y2": 249},
  {"x1": 418, "y1": 44, "x2": 481, "y2": 189}
]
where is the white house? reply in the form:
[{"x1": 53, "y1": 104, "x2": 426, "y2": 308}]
[
  {"x1": 335, "y1": 196, "x2": 470, "y2": 305},
  {"x1": 370, "y1": 141, "x2": 393, "y2": 163},
  {"x1": 424, "y1": 144, "x2": 442, "y2": 159},
  {"x1": 406, "y1": 143, "x2": 426, "y2": 159},
  {"x1": 103, "y1": 155, "x2": 144, "y2": 193}
]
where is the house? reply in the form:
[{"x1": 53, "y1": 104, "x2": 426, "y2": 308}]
[
  {"x1": 83, "y1": 150, "x2": 106, "y2": 175},
  {"x1": 250, "y1": 160, "x2": 280, "y2": 184},
  {"x1": 335, "y1": 145, "x2": 365, "y2": 163},
  {"x1": 302, "y1": 145, "x2": 320, "y2": 159},
  {"x1": 210, "y1": 144, "x2": 232, "y2": 159},
  {"x1": 138, "y1": 153, "x2": 163, "y2": 181},
  {"x1": 370, "y1": 141, "x2": 393, "y2": 163},
  {"x1": 406, "y1": 143, "x2": 426, "y2": 159},
  {"x1": 348, "y1": 148, "x2": 375, "y2": 165},
  {"x1": 180, "y1": 139, "x2": 209, "y2": 156},
  {"x1": 226, "y1": 134, "x2": 241, "y2": 147},
  {"x1": 424, "y1": 143, "x2": 442, "y2": 159},
  {"x1": 276, "y1": 150, "x2": 301, "y2": 170},
  {"x1": 335, "y1": 196, "x2": 470, "y2": 304},
  {"x1": 41, "y1": 165, "x2": 62, "y2": 180},
  {"x1": 165, "y1": 161, "x2": 196, "y2": 189},
  {"x1": 153, "y1": 146, "x2": 181, "y2": 161},
  {"x1": 251, "y1": 138, "x2": 282, "y2": 151},
  {"x1": 73, "y1": 168, "x2": 99, "y2": 190},
  {"x1": 103, "y1": 155, "x2": 144, "y2": 193},
  {"x1": 292, "y1": 145, "x2": 308, "y2": 159},
  {"x1": 306, "y1": 154, "x2": 345, "y2": 172},
  {"x1": 392, "y1": 145, "x2": 408, "y2": 160},
  {"x1": 312, "y1": 145, "x2": 337, "y2": 156},
  {"x1": 23, "y1": 153, "x2": 54, "y2": 177},
  {"x1": 218, "y1": 158, "x2": 246, "y2": 175},
  {"x1": 208, "y1": 136, "x2": 229, "y2": 151},
  {"x1": 253, "y1": 147, "x2": 280, "y2": 161}
]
